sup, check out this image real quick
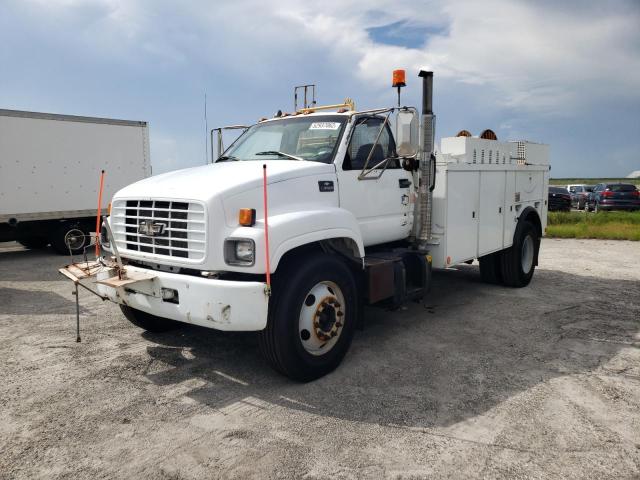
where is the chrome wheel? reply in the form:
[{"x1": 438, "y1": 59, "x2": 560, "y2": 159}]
[
  {"x1": 298, "y1": 281, "x2": 345, "y2": 356},
  {"x1": 521, "y1": 234, "x2": 534, "y2": 274}
]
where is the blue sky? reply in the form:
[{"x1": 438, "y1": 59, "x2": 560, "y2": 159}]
[{"x1": 1, "y1": 0, "x2": 639, "y2": 178}]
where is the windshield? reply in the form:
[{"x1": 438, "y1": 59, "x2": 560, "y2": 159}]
[{"x1": 221, "y1": 115, "x2": 347, "y2": 164}]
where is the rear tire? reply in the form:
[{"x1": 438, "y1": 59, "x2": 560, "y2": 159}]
[
  {"x1": 119, "y1": 305, "x2": 183, "y2": 333},
  {"x1": 500, "y1": 221, "x2": 539, "y2": 288},
  {"x1": 258, "y1": 253, "x2": 358, "y2": 382},
  {"x1": 479, "y1": 252, "x2": 503, "y2": 284}
]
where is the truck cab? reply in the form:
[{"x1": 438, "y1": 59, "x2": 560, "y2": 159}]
[{"x1": 76, "y1": 71, "x2": 549, "y2": 381}]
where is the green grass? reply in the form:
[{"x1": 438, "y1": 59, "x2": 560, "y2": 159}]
[
  {"x1": 550, "y1": 178, "x2": 639, "y2": 186},
  {"x1": 546, "y1": 210, "x2": 640, "y2": 240}
]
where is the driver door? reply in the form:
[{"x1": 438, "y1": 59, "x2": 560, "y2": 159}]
[{"x1": 337, "y1": 116, "x2": 414, "y2": 246}]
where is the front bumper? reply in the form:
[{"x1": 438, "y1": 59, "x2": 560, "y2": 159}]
[{"x1": 96, "y1": 265, "x2": 269, "y2": 331}]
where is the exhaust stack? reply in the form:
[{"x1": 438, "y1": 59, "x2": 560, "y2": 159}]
[{"x1": 416, "y1": 70, "x2": 435, "y2": 251}]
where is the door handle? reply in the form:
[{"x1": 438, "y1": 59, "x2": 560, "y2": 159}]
[{"x1": 399, "y1": 179, "x2": 411, "y2": 188}]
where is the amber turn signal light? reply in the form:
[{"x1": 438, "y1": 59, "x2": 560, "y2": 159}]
[{"x1": 239, "y1": 208, "x2": 256, "y2": 226}]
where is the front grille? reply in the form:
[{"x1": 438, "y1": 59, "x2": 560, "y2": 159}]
[{"x1": 110, "y1": 199, "x2": 206, "y2": 262}]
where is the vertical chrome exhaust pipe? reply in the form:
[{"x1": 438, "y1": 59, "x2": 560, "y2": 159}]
[{"x1": 417, "y1": 70, "x2": 435, "y2": 250}]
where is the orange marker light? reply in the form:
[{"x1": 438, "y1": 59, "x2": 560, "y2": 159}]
[
  {"x1": 239, "y1": 208, "x2": 256, "y2": 227},
  {"x1": 392, "y1": 69, "x2": 406, "y2": 87}
]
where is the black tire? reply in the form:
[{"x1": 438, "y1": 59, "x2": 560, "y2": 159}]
[
  {"x1": 50, "y1": 221, "x2": 92, "y2": 255},
  {"x1": 500, "y1": 220, "x2": 539, "y2": 288},
  {"x1": 258, "y1": 253, "x2": 358, "y2": 382},
  {"x1": 119, "y1": 305, "x2": 183, "y2": 333},
  {"x1": 479, "y1": 251, "x2": 503, "y2": 284},
  {"x1": 18, "y1": 237, "x2": 49, "y2": 249}
]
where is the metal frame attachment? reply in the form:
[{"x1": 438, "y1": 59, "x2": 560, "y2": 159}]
[
  {"x1": 294, "y1": 84, "x2": 316, "y2": 111},
  {"x1": 297, "y1": 98, "x2": 355, "y2": 114},
  {"x1": 349, "y1": 107, "x2": 418, "y2": 181},
  {"x1": 210, "y1": 125, "x2": 250, "y2": 162}
]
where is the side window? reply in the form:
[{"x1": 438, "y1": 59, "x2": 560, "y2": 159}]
[{"x1": 343, "y1": 117, "x2": 397, "y2": 170}]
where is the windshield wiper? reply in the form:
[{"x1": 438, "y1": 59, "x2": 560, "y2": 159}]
[
  {"x1": 255, "y1": 151, "x2": 304, "y2": 161},
  {"x1": 216, "y1": 155, "x2": 239, "y2": 162}
]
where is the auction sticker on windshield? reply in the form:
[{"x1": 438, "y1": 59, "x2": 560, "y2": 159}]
[{"x1": 309, "y1": 122, "x2": 341, "y2": 130}]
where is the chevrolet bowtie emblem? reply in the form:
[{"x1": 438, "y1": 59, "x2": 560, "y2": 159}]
[{"x1": 138, "y1": 220, "x2": 166, "y2": 237}]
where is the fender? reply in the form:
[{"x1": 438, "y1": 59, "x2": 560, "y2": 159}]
[
  {"x1": 225, "y1": 207, "x2": 364, "y2": 273},
  {"x1": 517, "y1": 206, "x2": 542, "y2": 237},
  {"x1": 268, "y1": 208, "x2": 364, "y2": 271},
  {"x1": 516, "y1": 205, "x2": 543, "y2": 265}
]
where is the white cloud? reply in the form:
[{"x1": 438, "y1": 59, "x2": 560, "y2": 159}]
[
  {"x1": 4, "y1": 0, "x2": 640, "y2": 175},
  {"x1": 22, "y1": 0, "x2": 639, "y2": 113}
]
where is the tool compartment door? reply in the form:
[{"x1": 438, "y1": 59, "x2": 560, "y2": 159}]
[
  {"x1": 445, "y1": 171, "x2": 479, "y2": 263},
  {"x1": 478, "y1": 171, "x2": 506, "y2": 255}
]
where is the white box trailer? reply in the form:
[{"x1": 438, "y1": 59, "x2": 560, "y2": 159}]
[{"x1": 0, "y1": 109, "x2": 150, "y2": 253}]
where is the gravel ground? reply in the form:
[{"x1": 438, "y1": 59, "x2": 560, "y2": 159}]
[{"x1": 0, "y1": 238, "x2": 639, "y2": 479}]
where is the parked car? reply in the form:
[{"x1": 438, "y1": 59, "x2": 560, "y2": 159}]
[
  {"x1": 548, "y1": 186, "x2": 571, "y2": 211},
  {"x1": 566, "y1": 184, "x2": 593, "y2": 210},
  {"x1": 585, "y1": 183, "x2": 640, "y2": 212}
]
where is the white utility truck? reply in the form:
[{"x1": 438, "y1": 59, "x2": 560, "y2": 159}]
[
  {"x1": 62, "y1": 71, "x2": 549, "y2": 381},
  {"x1": 0, "y1": 109, "x2": 150, "y2": 253}
]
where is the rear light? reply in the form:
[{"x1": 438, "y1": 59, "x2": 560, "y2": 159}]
[
  {"x1": 632, "y1": 191, "x2": 640, "y2": 197},
  {"x1": 602, "y1": 190, "x2": 614, "y2": 197},
  {"x1": 562, "y1": 194, "x2": 571, "y2": 200}
]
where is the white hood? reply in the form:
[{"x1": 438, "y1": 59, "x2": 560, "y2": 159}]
[{"x1": 114, "y1": 160, "x2": 336, "y2": 201}]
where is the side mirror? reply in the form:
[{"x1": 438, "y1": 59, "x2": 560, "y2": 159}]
[{"x1": 396, "y1": 109, "x2": 419, "y2": 158}]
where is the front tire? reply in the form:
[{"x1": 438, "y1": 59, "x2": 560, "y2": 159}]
[
  {"x1": 500, "y1": 221, "x2": 539, "y2": 288},
  {"x1": 119, "y1": 305, "x2": 183, "y2": 333},
  {"x1": 258, "y1": 253, "x2": 358, "y2": 382}
]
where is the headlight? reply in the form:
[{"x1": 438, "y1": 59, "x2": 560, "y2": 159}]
[
  {"x1": 224, "y1": 238, "x2": 255, "y2": 266},
  {"x1": 100, "y1": 220, "x2": 110, "y2": 250}
]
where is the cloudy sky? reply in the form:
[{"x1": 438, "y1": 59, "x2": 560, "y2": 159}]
[{"x1": 1, "y1": 0, "x2": 639, "y2": 177}]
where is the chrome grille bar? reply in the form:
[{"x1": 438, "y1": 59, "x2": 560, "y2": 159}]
[{"x1": 111, "y1": 199, "x2": 206, "y2": 261}]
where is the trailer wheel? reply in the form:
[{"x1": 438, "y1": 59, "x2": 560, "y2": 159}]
[
  {"x1": 258, "y1": 253, "x2": 357, "y2": 382},
  {"x1": 479, "y1": 252, "x2": 503, "y2": 284},
  {"x1": 119, "y1": 305, "x2": 183, "y2": 333},
  {"x1": 500, "y1": 220, "x2": 539, "y2": 287},
  {"x1": 51, "y1": 221, "x2": 92, "y2": 255}
]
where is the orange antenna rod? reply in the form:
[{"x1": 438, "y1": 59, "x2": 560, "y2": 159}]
[
  {"x1": 262, "y1": 164, "x2": 271, "y2": 292},
  {"x1": 95, "y1": 170, "x2": 105, "y2": 258}
]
